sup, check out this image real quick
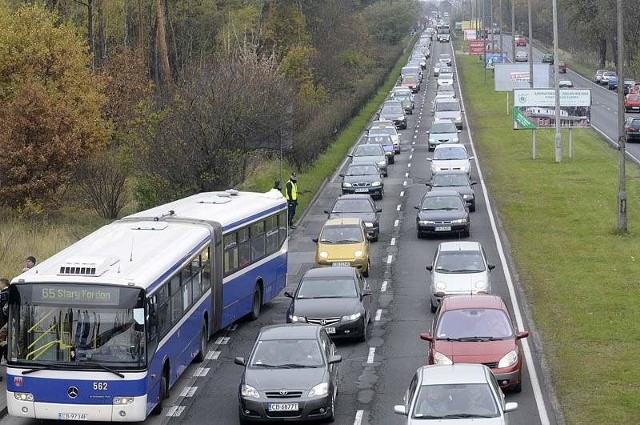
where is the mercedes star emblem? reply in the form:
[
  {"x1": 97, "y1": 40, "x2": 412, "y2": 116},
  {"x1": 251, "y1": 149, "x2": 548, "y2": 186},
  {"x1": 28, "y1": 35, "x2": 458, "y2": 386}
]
[{"x1": 67, "y1": 386, "x2": 79, "y2": 399}]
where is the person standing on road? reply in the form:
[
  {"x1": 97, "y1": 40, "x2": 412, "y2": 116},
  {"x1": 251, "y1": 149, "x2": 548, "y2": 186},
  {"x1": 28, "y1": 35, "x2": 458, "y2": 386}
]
[{"x1": 284, "y1": 172, "x2": 298, "y2": 229}]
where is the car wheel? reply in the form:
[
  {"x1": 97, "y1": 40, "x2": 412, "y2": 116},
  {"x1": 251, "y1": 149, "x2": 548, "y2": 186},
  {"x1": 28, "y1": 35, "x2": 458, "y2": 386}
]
[
  {"x1": 470, "y1": 204, "x2": 476, "y2": 212},
  {"x1": 389, "y1": 157, "x2": 395, "y2": 164},
  {"x1": 362, "y1": 260, "x2": 370, "y2": 277},
  {"x1": 358, "y1": 316, "x2": 368, "y2": 342},
  {"x1": 325, "y1": 389, "x2": 336, "y2": 423},
  {"x1": 152, "y1": 372, "x2": 169, "y2": 415},
  {"x1": 430, "y1": 300, "x2": 437, "y2": 313},
  {"x1": 512, "y1": 380, "x2": 522, "y2": 393},
  {"x1": 384, "y1": 171, "x2": 388, "y2": 177}
]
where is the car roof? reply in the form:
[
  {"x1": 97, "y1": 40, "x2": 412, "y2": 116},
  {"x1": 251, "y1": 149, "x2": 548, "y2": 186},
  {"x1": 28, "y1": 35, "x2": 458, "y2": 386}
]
[
  {"x1": 258, "y1": 323, "x2": 321, "y2": 340},
  {"x1": 323, "y1": 217, "x2": 364, "y2": 226},
  {"x1": 302, "y1": 266, "x2": 357, "y2": 279},
  {"x1": 417, "y1": 364, "x2": 490, "y2": 385},
  {"x1": 441, "y1": 294, "x2": 507, "y2": 310},
  {"x1": 437, "y1": 241, "x2": 482, "y2": 252}
]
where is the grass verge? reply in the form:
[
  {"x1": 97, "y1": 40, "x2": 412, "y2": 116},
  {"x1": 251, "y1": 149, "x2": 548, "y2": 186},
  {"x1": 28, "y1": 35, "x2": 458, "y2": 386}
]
[{"x1": 456, "y1": 49, "x2": 640, "y2": 424}]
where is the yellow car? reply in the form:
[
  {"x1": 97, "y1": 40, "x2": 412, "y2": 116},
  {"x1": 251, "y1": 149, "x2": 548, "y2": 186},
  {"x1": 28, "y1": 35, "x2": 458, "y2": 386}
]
[{"x1": 313, "y1": 218, "x2": 370, "y2": 277}]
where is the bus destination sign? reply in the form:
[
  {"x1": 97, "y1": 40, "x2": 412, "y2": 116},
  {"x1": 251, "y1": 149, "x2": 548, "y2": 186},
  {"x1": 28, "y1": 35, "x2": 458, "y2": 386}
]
[{"x1": 32, "y1": 285, "x2": 120, "y2": 306}]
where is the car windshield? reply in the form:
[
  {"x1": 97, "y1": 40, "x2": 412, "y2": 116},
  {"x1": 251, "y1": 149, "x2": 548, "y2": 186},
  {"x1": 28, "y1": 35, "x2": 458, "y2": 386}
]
[
  {"x1": 319, "y1": 225, "x2": 364, "y2": 243},
  {"x1": 393, "y1": 89, "x2": 412, "y2": 97},
  {"x1": 421, "y1": 196, "x2": 464, "y2": 211},
  {"x1": 435, "y1": 250, "x2": 485, "y2": 273},
  {"x1": 438, "y1": 85, "x2": 454, "y2": 94},
  {"x1": 436, "y1": 308, "x2": 514, "y2": 339},
  {"x1": 439, "y1": 54, "x2": 451, "y2": 60},
  {"x1": 412, "y1": 383, "x2": 500, "y2": 419},
  {"x1": 381, "y1": 104, "x2": 404, "y2": 115},
  {"x1": 354, "y1": 144, "x2": 384, "y2": 156},
  {"x1": 436, "y1": 101, "x2": 460, "y2": 112},
  {"x1": 297, "y1": 278, "x2": 358, "y2": 299},
  {"x1": 366, "y1": 136, "x2": 392, "y2": 146},
  {"x1": 432, "y1": 173, "x2": 469, "y2": 187},
  {"x1": 628, "y1": 95, "x2": 640, "y2": 102},
  {"x1": 430, "y1": 122, "x2": 457, "y2": 133},
  {"x1": 439, "y1": 73, "x2": 453, "y2": 79},
  {"x1": 434, "y1": 147, "x2": 468, "y2": 160},
  {"x1": 370, "y1": 127, "x2": 396, "y2": 137},
  {"x1": 403, "y1": 75, "x2": 417, "y2": 83},
  {"x1": 332, "y1": 199, "x2": 374, "y2": 213},
  {"x1": 250, "y1": 339, "x2": 324, "y2": 368},
  {"x1": 346, "y1": 165, "x2": 378, "y2": 176}
]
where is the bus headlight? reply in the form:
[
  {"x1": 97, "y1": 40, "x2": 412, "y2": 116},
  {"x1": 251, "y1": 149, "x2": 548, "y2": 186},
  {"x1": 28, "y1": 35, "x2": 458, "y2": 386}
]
[
  {"x1": 14, "y1": 392, "x2": 34, "y2": 401},
  {"x1": 113, "y1": 397, "x2": 135, "y2": 405}
]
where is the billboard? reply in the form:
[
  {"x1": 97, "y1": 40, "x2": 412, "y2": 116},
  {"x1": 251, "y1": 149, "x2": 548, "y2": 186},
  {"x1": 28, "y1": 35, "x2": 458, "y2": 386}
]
[
  {"x1": 486, "y1": 53, "x2": 508, "y2": 69},
  {"x1": 468, "y1": 40, "x2": 484, "y2": 55},
  {"x1": 494, "y1": 63, "x2": 551, "y2": 91},
  {"x1": 512, "y1": 89, "x2": 591, "y2": 129}
]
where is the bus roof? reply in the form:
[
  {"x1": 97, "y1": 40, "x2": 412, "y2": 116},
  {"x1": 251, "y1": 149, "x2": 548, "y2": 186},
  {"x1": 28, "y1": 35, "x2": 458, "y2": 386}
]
[{"x1": 125, "y1": 189, "x2": 287, "y2": 232}]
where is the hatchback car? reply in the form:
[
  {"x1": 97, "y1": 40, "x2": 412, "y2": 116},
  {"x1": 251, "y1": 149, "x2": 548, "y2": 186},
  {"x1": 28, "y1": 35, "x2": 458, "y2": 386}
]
[
  {"x1": 378, "y1": 100, "x2": 408, "y2": 130},
  {"x1": 594, "y1": 69, "x2": 607, "y2": 83},
  {"x1": 515, "y1": 36, "x2": 526, "y2": 46},
  {"x1": 558, "y1": 60, "x2": 567, "y2": 73},
  {"x1": 558, "y1": 79, "x2": 573, "y2": 88},
  {"x1": 438, "y1": 53, "x2": 452, "y2": 66},
  {"x1": 436, "y1": 72, "x2": 454, "y2": 87},
  {"x1": 432, "y1": 98, "x2": 464, "y2": 129},
  {"x1": 313, "y1": 218, "x2": 370, "y2": 276},
  {"x1": 514, "y1": 50, "x2": 528, "y2": 62},
  {"x1": 427, "y1": 119, "x2": 460, "y2": 151},
  {"x1": 401, "y1": 74, "x2": 421, "y2": 93},
  {"x1": 600, "y1": 70, "x2": 617, "y2": 85},
  {"x1": 369, "y1": 120, "x2": 401, "y2": 153},
  {"x1": 541, "y1": 53, "x2": 553, "y2": 64},
  {"x1": 364, "y1": 134, "x2": 395, "y2": 164},
  {"x1": 285, "y1": 267, "x2": 372, "y2": 341},
  {"x1": 235, "y1": 324, "x2": 341, "y2": 424},
  {"x1": 425, "y1": 241, "x2": 495, "y2": 312},
  {"x1": 340, "y1": 163, "x2": 384, "y2": 199},
  {"x1": 414, "y1": 190, "x2": 470, "y2": 238},
  {"x1": 325, "y1": 194, "x2": 382, "y2": 241},
  {"x1": 349, "y1": 143, "x2": 388, "y2": 176},
  {"x1": 393, "y1": 93, "x2": 415, "y2": 115},
  {"x1": 420, "y1": 295, "x2": 529, "y2": 392},
  {"x1": 393, "y1": 364, "x2": 518, "y2": 424},
  {"x1": 436, "y1": 84, "x2": 456, "y2": 98},
  {"x1": 624, "y1": 94, "x2": 640, "y2": 112},
  {"x1": 428, "y1": 144, "x2": 473, "y2": 175},
  {"x1": 625, "y1": 117, "x2": 640, "y2": 142},
  {"x1": 427, "y1": 170, "x2": 477, "y2": 211}
]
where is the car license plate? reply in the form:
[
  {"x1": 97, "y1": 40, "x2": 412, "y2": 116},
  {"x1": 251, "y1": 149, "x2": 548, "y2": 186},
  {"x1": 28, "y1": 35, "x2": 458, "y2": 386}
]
[
  {"x1": 633, "y1": 107, "x2": 639, "y2": 109},
  {"x1": 355, "y1": 188, "x2": 369, "y2": 193},
  {"x1": 325, "y1": 327, "x2": 336, "y2": 334},
  {"x1": 269, "y1": 403, "x2": 299, "y2": 412},
  {"x1": 58, "y1": 413, "x2": 88, "y2": 421},
  {"x1": 435, "y1": 226, "x2": 451, "y2": 231},
  {"x1": 332, "y1": 262, "x2": 351, "y2": 267}
]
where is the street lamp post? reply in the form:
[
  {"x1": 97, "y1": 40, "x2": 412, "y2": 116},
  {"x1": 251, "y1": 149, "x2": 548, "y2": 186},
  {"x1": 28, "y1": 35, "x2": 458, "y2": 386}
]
[
  {"x1": 528, "y1": 0, "x2": 533, "y2": 88},
  {"x1": 511, "y1": 0, "x2": 515, "y2": 63},
  {"x1": 617, "y1": 0, "x2": 627, "y2": 232},
  {"x1": 552, "y1": 0, "x2": 562, "y2": 162}
]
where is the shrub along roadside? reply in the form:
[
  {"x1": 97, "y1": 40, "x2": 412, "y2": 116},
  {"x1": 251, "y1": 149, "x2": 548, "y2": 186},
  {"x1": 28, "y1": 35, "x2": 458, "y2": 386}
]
[{"x1": 456, "y1": 51, "x2": 640, "y2": 423}]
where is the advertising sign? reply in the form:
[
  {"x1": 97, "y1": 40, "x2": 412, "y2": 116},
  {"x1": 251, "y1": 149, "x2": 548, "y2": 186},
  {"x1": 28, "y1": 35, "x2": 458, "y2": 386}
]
[
  {"x1": 468, "y1": 40, "x2": 484, "y2": 55},
  {"x1": 512, "y1": 89, "x2": 591, "y2": 129},
  {"x1": 485, "y1": 53, "x2": 508, "y2": 69},
  {"x1": 494, "y1": 63, "x2": 551, "y2": 91}
]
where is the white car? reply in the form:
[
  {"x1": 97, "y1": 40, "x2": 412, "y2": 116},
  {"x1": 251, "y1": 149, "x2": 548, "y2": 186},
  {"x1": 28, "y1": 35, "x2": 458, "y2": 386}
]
[
  {"x1": 393, "y1": 364, "x2": 518, "y2": 424},
  {"x1": 427, "y1": 119, "x2": 460, "y2": 151},
  {"x1": 432, "y1": 98, "x2": 463, "y2": 129},
  {"x1": 558, "y1": 79, "x2": 573, "y2": 88},
  {"x1": 436, "y1": 84, "x2": 456, "y2": 98},
  {"x1": 428, "y1": 144, "x2": 474, "y2": 175},
  {"x1": 437, "y1": 72, "x2": 454, "y2": 87},
  {"x1": 426, "y1": 241, "x2": 495, "y2": 312},
  {"x1": 369, "y1": 121, "x2": 401, "y2": 154}
]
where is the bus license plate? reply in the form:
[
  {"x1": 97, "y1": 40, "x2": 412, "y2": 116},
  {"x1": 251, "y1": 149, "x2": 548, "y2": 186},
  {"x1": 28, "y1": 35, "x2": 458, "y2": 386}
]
[
  {"x1": 325, "y1": 327, "x2": 336, "y2": 334},
  {"x1": 58, "y1": 413, "x2": 88, "y2": 421},
  {"x1": 269, "y1": 403, "x2": 299, "y2": 412},
  {"x1": 332, "y1": 262, "x2": 350, "y2": 267},
  {"x1": 435, "y1": 226, "x2": 451, "y2": 231}
]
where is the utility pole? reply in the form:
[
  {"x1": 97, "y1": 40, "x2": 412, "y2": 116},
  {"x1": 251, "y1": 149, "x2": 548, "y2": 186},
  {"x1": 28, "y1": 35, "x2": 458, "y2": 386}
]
[
  {"x1": 528, "y1": 0, "x2": 533, "y2": 88},
  {"x1": 617, "y1": 0, "x2": 627, "y2": 232},
  {"x1": 511, "y1": 0, "x2": 515, "y2": 62},
  {"x1": 499, "y1": 0, "x2": 503, "y2": 61},
  {"x1": 552, "y1": 0, "x2": 562, "y2": 162}
]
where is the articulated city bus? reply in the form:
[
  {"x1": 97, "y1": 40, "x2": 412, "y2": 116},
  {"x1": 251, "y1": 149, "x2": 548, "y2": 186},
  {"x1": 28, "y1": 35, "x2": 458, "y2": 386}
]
[
  {"x1": 436, "y1": 24, "x2": 451, "y2": 42},
  {"x1": 7, "y1": 189, "x2": 288, "y2": 421}
]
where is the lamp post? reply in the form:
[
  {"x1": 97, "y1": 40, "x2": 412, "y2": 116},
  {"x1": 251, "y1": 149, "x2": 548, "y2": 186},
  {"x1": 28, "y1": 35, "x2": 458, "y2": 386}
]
[
  {"x1": 617, "y1": 0, "x2": 627, "y2": 232},
  {"x1": 511, "y1": 0, "x2": 515, "y2": 62},
  {"x1": 528, "y1": 0, "x2": 533, "y2": 88},
  {"x1": 552, "y1": 0, "x2": 562, "y2": 162}
]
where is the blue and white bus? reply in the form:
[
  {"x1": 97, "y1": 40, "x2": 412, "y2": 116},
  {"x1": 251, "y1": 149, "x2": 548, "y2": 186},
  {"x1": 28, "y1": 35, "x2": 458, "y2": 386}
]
[{"x1": 7, "y1": 189, "x2": 288, "y2": 421}]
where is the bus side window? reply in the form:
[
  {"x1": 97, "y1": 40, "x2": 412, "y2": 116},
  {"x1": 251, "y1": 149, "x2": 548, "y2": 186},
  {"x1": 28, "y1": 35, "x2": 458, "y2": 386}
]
[
  {"x1": 278, "y1": 211, "x2": 288, "y2": 247},
  {"x1": 251, "y1": 221, "x2": 266, "y2": 261},
  {"x1": 265, "y1": 215, "x2": 279, "y2": 255},
  {"x1": 146, "y1": 298, "x2": 159, "y2": 358},
  {"x1": 201, "y1": 247, "x2": 211, "y2": 293},
  {"x1": 181, "y1": 263, "x2": 192, "y2": 311},
  {"x1": 169, "y1": 275, "x2": 182, "y2": 325},
  {"x1": 223, "y1": 234, "x2": 238, "y2": 276},
  {"x1": 238, "y1": 228, "x2": 250, "y2": 268}
]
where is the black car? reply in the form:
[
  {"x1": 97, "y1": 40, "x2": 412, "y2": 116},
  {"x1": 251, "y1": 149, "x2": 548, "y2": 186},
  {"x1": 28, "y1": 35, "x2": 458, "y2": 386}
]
[
  {"x1": 414, "y1": 189, "x2": 470, "y2": 238},
  {"x1": 235, "y1": 324, "x2": 341, "y2": 424},
  {"x1": 427, "y1": 170, "x2": 477, "y2": 212},
  {"x1": 339, "y1": 163, "x2": 384, "y2": 199},
  {"x1": 325, "y1": 194, "x2": 382, "y2": 241},
  {"x1": 285, "y1": 267, "x2": 372, "y2": 341},
  {"x1": 625, "y1": 117, "x2": 640, "y2": 142},
  {"x1": 377, "y1": 100, "x2": 407, "y2": 130}
]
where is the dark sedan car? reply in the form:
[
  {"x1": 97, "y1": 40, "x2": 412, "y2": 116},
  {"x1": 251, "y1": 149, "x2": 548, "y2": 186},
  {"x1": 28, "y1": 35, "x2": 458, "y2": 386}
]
[
  {"x1": 414, "y1": 190, "x2": 470, "y2": 238},
  {"x1": 235, "y1": 324, "x2": 341, "y2": 424},
  {"x1": 285, "y1": 267, "x2": 372, "y2": 341},
  {"x1": 325, "y1": 194, "x2": 382, "y2": 241},
  {"x1": 427, "y1": 170, "x2": 477, "y2": 212},
  {"x1": 625, "y1": 117, "x2": 640, "y2": 142},
  {"x1": 339, "y1": 163, "x2": 384, "y2": 199},
  {"x1": 378, "y1": 100, "x2": 407, "y2": 130}
]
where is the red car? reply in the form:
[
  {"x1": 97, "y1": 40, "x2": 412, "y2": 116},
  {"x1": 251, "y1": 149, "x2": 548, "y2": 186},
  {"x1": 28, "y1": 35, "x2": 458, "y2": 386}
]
[
  {"x1": 558, "y1": 61, "x2": 567, "y2": 73},
  {"x1": 401, "y1": 74, "x2": 421, "y2": 93},
  {"x1": 625, "y1": 94, "x2": 640, "y2": 112},
  {"x1": 420, "y1": 295, "x2": 529, "y2": 392},
  {"x1": 515, "y1": 36, "x2": 526, "y2": 46}
]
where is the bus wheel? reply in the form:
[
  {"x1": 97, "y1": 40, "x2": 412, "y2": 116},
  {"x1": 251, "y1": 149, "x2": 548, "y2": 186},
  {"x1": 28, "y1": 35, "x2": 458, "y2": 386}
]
[
  {"x1": 194, "y1": 320, "x2": 208, "y2": 363},
  {"x1": 250, "y1": 285, "x2": 262, "y2": 321},
  {"x1": 151, "y1": 373, "x2": 168, "y2": 415}
]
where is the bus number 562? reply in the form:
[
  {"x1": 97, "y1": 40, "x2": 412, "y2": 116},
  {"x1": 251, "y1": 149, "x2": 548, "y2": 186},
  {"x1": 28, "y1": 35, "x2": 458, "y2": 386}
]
[{"x1": 93, "y1": 382, "x2": 108, "y2": 391}]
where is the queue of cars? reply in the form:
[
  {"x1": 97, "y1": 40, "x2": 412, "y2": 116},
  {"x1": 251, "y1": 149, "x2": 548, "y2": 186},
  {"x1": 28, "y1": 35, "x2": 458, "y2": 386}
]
[{"x1": 236, "y1": 28, "x2": 525, "y2": 424}]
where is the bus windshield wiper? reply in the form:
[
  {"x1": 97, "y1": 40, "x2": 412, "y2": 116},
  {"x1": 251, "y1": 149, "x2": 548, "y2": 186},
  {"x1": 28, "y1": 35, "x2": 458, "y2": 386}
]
[
  {"x1": 21, "y1": 362, "x2": 72, "y2": 375},
  {"x1": 80, "y1": 362, "x2": 125, "y2": 378}
]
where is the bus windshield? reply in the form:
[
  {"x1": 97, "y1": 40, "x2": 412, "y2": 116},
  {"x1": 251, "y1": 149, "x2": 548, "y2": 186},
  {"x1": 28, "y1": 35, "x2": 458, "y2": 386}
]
[{"x1": 9, "y1": 283, "x2": 147, "y2": 369}]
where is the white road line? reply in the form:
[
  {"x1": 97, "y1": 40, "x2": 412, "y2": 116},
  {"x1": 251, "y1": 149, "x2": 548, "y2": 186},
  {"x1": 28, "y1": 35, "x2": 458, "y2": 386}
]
[
  {"x1": 396, "y1": 204, "x2": 402, "y2": 211},
  {"x1": 214, "y1": 336, "x2": 230, "y2": 345},
  {"x1": 412, "y1": 141, "x2": 415, "y2": 144},
  {"x1": 407, "y1": 163, "x2": 411, "y2": 168},
  {"x1": 381, "y1": 280, "x2": 388, "y2": 292},
  {"x1": 400, "y1": 191, "x2": 405, "y2": 197},
  {"x1": 367, "y1": 347, "x2": 376, "y2": 363},
  {"x1": 390, "y1": 237, "x2": 396, "y2": 246},
  {"x1": 394, "y1": 219, "x2": 399, "y2": 227},
  {"x1": 386, "y1": 255, "x2": 393, "y2": 264},
  {"x1": 193, "y1": 367, "x2": 210, "y2": 377},
  {"x1": 375, "y1": 309, "x2": 383, "y2": 321},
  {"x1": 353, "y1": 410, "x2": 364, "y2": 425},
  {"x1": 404, "y1": 172, "x2": 409, "y2": 177},
  {"x1": 179, "y1": 387, "x2": 198, "y2": 397},
  {"x1": 166, "y1": 406, "x2": 185, "y2": 417},
  {"x1": 403, "y1": 180, "x2": 407, "y2": 186},
  {"x1": 409, "y1": 154, "x2": 413, "y2": 160},
  {"x1": 205, "y1": 351, "x2": 221, "y2": 360}
]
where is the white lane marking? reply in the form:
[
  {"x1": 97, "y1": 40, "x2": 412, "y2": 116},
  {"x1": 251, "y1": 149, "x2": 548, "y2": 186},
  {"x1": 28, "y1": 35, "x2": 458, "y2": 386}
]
[
  {"x1": 391, "y1": 237, "x2": 396, "y2": 246},
  {"x1": 412, "y1": 141, "x2": 416, "y2": 144},
  {"x1": 411, "y1": 148, "x2": 415, "y2": 152},
  {"x1": 193, "y1": 367, "x2": 210, "y2": 377},
  {"x1": 396, "y1": 204, "x2": 402, "y2": 211},
  {"x1": 179, "y1": 387, "x2": 198, "y2": 397},
  {"x1": 166, "y1": 406, "x2": 186, "y2": 417},
  {"x1": 215, "y1": 336, "x2": 230, "y2": 345},
  {"x1": 353, "y1": 410, "x2": 364, "y2": 425},
  {"x1": 367, "y1": 347, "x2": 376, "y2": 363},
  {"x1": 375, "y1": 309, "x2": 383, "y2": 321},
  {"x1": 394, "y1": 219, "x2": 399, "y2": 227},
  {"x1": 387, "y1": 255, "x2": 393, "y2": 264},
  {"x1": 405, "y1": 172, "x2": 409, "y2": 178},
  {"x1": 408, "y1": 163, "x2": 411, "y2": 168},
  {"x1": 403, "y1": 180, "x2": 407, "y2": 186},
  {"x1": 205, "y1": 351, "x2": 221, "y2": 360},
  {"x1": 381, "y1": 280, "x2": 388, "y2": 292},
  {"x1": 400, "y1": 191, "x2": 405, "y2": 197},
  {"x1": 409, "y1": 154, "x2": 413, "y2": 160}
]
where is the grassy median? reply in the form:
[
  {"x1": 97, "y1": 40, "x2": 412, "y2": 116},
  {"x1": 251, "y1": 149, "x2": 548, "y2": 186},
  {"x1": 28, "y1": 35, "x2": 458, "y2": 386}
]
[{"x1": 456, "y1": 51, "x2": 640, "y2": 423}]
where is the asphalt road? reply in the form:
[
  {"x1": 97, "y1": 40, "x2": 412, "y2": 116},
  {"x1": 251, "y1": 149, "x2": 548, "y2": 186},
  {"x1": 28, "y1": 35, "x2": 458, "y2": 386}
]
[{"x1": 2, "y1": 39, "x2": 562, "y2": 425}]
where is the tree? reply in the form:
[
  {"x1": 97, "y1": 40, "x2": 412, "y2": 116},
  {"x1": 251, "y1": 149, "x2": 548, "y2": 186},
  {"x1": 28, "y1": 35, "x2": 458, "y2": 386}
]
[{"x1": 0, "y1": 5, "x2": 109, "y2": 209}]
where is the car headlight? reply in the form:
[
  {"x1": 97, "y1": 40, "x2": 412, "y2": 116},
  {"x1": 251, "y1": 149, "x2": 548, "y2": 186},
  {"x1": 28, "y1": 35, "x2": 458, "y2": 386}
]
[
  {"x1": 398, "y1": 116, "x2": 406, "y2": 121},
  {"x1": 241, "y1": 384, "x2": 260, "y2": 399},
  {"x1": 364, "y1": 222, "x2": 374, "y2": 228},
  {"x1": 377, "y1": 160, "x2": 386, "y2": 166},
  {"x1": 289, "y1": 315, "x2": 306, "y2": 322},
  {"x1": 474, "y1": 281, "x2": 487, "y2": 291},
  {"x1": 371, "y1": 181, "x2": 382, "y2": 187},
  {"x1": 418, "y1": 220, "x2": 435, "y2": 225},
  {"x1": 433, "y1": 351, "x2": 453, "y2": 365},
  {"x1": 342, "y1": 312, "x2": 362, "y2": 321},
  {"x1": 451, "y1": 218, "x2": 468, "y2": 224},
  {"x1": 308, "y1": 382, "x2": 329, "y2": 398},
  {"x1": 463, "y1": 194, "x2": 473, "y2": 199},
  {"x1": 498, "y1": 350, "x2": 518, "y2": 368},
  {"x1": 319, "y1": 251, "x2": 329, "y2": 259},
  {"x1": 354, "y1": 250, "x2": 363, "y2": 258},
  {"x1": 342, "y1": 182, "x2": 352, "y2": 188},
  {"x1": 435, "y1": 281, "x2": 447, "y2": 291},
  {"x1": 428, "y1": 137, "x2": 435, "y2": 143}
]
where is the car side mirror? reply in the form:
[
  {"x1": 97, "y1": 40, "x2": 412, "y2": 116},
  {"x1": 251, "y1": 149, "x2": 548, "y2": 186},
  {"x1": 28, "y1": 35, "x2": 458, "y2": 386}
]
[
  {"x1": 426, "y1": 130, "x2": 430, "y2": 134},
  {"x1": 426, "y1": 183, "x2": 432, "y2": 187},
  {"x1": 469, "y1": 156, "x2": 475, "y2": 160},
  {"x1": 339, "y1": 173, "x2": 344, "y2": 177},
  {"x1": 426, "y1": 265, "x2": 433, "y2": 271},
  {"x1": 393, "y1": 405, "x2": 408, "y2": 416},
  {"x1": 426, "y1": 158, "x2": 432, "y2": 162},
  {"x1": 324, "y1": 209, "x2": 330, "y2": 214},
  {"x1": 312, "y1": 237, "x2": 319, "y2": 243},
  {"x1": 505, "y1": 402, "x2": 519, "y2": 412},
  {"x1": 516, "y1": 330, "x2": 530, "y2": 340},
  {"x1": 488, "y1": 264, "x2": 496, "y2": 271},
  {"x1": 419, "y1": 332, "x2": 434, "y2": 342},
  {"x1": 284, "y1": 291, "x2": 294, "y2": 298},
  {"x1": 470, "y1": 181, "x2": 477, "y2": 186},
  {"x1": 380, "y1": 174, "x2": 385, "y2": 179},
  {"x1": 414, "y1": 204, "x2": 420, "y2": 209},
  {"x1": 376, "y1": 207, "x2": 382, "y2": 213},
  {"x1": 234, "y1": 357, "x2": 246, "y2": 366},
  {"x1": 328, "y1": 354, "x2": 342, "y2": 364},
  {"x1": 348, "y1": 154, "x2": 353, "y2": 158}
]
